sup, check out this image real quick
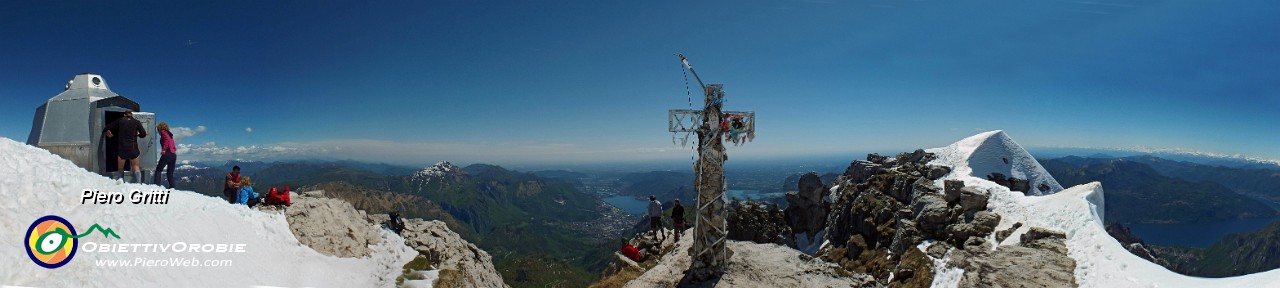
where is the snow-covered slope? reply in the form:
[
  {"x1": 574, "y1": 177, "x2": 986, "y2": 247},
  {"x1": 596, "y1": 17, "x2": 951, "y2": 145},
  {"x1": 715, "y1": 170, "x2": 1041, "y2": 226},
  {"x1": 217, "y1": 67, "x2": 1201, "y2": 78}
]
[
  {"x1": 928, "y1": 131, "x2": 1280, "y2": 288},
  {"x1": 0, "y1": 137, "x2": 416, "y2": 287},
  {"x1": 928, "y1": 130, "x2": 1064, "y2": 195}
]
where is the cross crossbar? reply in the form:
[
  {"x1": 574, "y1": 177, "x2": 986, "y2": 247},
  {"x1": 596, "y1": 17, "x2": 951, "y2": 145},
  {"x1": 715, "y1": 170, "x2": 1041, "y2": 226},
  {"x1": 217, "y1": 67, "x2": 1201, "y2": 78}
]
[{"x1": 668, "y1": 110, "x2": 755, "y2": 134}]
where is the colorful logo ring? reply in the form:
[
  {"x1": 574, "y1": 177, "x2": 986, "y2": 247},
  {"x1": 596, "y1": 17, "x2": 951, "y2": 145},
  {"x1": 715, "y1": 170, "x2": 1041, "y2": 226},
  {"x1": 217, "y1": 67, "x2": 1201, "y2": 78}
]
[{"x1": 25, "y1": 215, "x2": 78, "y2": 269}]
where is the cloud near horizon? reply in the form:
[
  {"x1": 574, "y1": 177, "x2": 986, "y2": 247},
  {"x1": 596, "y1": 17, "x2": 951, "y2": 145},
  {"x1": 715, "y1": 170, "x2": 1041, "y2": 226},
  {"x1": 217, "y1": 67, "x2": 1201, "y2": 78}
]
[{"x1": 174, "y1": 138, "x2": 695, "y2": 166}]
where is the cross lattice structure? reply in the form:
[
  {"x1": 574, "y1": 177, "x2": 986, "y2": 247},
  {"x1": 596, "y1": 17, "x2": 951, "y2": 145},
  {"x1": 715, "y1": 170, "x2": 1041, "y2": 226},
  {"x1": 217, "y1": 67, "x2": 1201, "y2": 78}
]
[{"x1": 668, "y1": 55, "x2": 755, "y2": 281}]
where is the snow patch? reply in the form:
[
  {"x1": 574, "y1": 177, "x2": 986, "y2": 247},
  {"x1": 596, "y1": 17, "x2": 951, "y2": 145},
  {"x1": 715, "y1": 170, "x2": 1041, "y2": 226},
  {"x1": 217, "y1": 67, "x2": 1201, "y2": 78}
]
[
  {"x1": 927, "y1": 130, "x2": 1064, "y2": 195},
  {"x1": 925, "y1": 131, "x2": 1280, "y2": 288},
  {"x1": 401, "y1": 269, "x2": 440, "y2": 288},
  {"x1": 794, "y1": 229, "x2": 826, "y2": 255},
  {"x1": 0, "y1": 137, "x2": 416, "y2": 287}
]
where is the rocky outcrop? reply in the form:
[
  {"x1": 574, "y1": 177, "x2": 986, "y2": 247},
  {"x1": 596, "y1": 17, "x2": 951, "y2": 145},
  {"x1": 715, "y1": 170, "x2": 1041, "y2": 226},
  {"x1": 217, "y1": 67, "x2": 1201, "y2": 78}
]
[
  {"x1": 389, "y1": 217, "x2": 508, "y2": 288},
  {"x1": 728, "y1": 201, "x2": 795, "y2": 247},
  {"x1": 985, "y1": 172, "x2": 1032, "y2": 194},
  {"x1": 1105, "y1": 222, "x2": 1172, "y2": 268},
  {"x1": 817, "y1": 150, "x2": 1006, "y2": 285},
  {"x1": 784, "y1": 172, "x2": 830, "y2": 242},
  {"x1": 842, "y1": 154, "x2": 888, "y2": 185},
  {"x1": 270, "y1": 191, "x2": 506, "y2": 287},
  {"x1": 950, "y1": 227, "x2": 1077, "y2": 288},
  {"x1": 274, "y1": 194, "x2": 380, "y2": 258}
]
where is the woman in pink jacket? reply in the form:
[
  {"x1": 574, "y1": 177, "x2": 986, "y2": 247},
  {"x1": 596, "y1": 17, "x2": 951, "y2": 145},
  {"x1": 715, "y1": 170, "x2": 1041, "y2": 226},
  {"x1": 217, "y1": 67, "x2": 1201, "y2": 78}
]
[{"x1": 153, "y1": 122, "x2": 178, "y2": 188}]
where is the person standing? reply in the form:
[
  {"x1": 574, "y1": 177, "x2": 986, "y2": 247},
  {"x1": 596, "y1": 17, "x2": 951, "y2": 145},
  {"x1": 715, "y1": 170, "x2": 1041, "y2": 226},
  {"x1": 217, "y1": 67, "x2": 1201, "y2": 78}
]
[
  {"x1": 152, "y1": 122, "x2": 177, "y2": 188},
  {"x1": 103, "y1": 111, "x2": 147, "y2": 182},
  {"x1": 224, "y1": 165, "x2": 241, "y2": 204},
  {"x1": 671, "y1": 198, "x2": 686, "y2": 243},
  {"x1": 647, "y1": 195, "x2": 663, "y2": 241}
]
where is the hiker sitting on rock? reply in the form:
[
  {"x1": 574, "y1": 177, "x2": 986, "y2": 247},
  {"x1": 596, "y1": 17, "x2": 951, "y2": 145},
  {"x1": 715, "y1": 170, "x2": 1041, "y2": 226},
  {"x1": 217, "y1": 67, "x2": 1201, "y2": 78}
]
[
  {"x1": 386, "y1": 212, "x2": 406, "y2": 234},
  {"x1": 620, "y1": 238, "x2": 641, "y2": 262},
  {"x1": 236, "y1": 177, "x2": 258, "y2": 206}
]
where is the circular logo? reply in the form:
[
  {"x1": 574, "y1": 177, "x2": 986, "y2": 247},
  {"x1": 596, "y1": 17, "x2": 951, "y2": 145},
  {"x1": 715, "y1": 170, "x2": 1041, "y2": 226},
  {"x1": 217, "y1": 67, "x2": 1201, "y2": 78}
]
[{"x1": 25, "y1": 215, "x2": 78, "y2": 269}]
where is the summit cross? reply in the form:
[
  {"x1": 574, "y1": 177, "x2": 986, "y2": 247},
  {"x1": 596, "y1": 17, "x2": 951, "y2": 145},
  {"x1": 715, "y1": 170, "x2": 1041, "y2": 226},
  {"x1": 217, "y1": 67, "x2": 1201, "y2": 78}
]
[{"x1": 667, "y1": 54, "x2": 755, "y2": 281}]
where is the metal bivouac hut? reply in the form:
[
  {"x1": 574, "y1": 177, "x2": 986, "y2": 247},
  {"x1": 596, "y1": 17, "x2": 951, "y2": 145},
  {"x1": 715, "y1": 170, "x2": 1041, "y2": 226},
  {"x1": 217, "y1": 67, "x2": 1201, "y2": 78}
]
[{"x1": 27, "y1": 73, "x2": 158, "y2": 181}]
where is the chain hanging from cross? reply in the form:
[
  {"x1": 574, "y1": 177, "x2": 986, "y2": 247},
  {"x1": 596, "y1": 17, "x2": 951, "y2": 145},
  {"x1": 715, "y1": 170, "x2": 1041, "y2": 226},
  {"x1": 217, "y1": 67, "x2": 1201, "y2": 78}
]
[{"x1": 666, "y1": 54, "x2": 755, "y2": 280}]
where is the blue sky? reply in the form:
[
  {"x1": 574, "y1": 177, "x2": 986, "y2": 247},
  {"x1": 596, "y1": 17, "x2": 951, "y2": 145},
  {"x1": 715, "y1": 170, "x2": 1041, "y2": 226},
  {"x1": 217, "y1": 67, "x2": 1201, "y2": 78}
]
[{"x1": 1, "y1": 0, "x2": 1276, "y2": 166}]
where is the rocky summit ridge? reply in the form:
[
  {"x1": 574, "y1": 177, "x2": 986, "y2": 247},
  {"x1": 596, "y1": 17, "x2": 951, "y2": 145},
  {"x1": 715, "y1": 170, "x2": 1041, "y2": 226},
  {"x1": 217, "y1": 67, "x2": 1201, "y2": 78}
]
[{"x1": 605, "y1": 131, "x2": 1081, "y2": 288}]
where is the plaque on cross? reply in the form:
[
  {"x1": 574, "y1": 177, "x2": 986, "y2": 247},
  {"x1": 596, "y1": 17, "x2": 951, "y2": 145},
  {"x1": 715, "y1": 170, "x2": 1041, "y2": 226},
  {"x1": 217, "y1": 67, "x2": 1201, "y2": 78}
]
[{"x1": 667, "y1": 54, "x2": 754, "y2": 280}]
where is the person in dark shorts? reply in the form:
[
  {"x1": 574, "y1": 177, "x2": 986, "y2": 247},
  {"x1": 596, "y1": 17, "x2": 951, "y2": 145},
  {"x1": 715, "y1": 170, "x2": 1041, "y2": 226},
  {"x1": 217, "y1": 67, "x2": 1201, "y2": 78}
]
[
  {"x1": 103, "y1": 111, "x2": 147, "y2": 182},
  {"x1": 671, "y1": 198, "x2": 686, "y2": 242},
  {"x1": 647, "y1": 195, "x2": 663, "y2": 241}
]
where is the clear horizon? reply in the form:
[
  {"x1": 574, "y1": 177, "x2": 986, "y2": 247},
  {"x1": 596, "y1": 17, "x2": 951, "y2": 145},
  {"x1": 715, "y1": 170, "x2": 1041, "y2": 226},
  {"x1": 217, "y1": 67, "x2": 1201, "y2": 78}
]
[{"x1": 3, "y1": 1, "x2": 1277, "y2": 166}]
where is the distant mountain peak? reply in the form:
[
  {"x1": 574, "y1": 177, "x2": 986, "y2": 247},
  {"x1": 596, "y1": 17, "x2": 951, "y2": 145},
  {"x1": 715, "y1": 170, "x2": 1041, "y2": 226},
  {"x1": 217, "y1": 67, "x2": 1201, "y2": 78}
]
[{"x1": 412, "y1": 160, "x2": 467, "y2": 187}]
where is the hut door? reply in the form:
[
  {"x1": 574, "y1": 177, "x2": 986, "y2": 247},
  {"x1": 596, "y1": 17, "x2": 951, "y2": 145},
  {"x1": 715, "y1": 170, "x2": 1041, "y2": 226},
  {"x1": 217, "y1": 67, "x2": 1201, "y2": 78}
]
[{"x1": 102, "y1": 111, "x2": 125, "y2": 173}]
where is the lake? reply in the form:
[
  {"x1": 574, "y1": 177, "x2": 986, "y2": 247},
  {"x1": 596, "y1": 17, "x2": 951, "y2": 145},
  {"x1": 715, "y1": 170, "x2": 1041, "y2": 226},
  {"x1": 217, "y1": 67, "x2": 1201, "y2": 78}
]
[
  {"x1": 603, "y1": 196, "x2": 649, "y2": 215},
  {"x1": 727, "y1": 190, "x2": 785, "y2": 201},
  {"x1": 1126, "y1": 217, "x2": 1280, "y2": 247}
]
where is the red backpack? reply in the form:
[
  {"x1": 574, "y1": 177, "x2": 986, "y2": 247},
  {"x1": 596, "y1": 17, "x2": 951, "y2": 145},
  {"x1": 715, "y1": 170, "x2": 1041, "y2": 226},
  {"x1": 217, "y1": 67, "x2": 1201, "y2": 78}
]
[{"x1": 267, "y1": 186, "x2": 292, "y2": 206}]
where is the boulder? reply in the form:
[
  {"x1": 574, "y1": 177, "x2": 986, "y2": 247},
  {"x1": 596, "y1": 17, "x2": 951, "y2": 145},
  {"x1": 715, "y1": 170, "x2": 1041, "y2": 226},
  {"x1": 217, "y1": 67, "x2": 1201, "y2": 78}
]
[
  {"x1": 995, "y1": 222, "x2": 1023, "y2": 243},
  {"x1": 958, "y1": 186, "x2": 990, "y2": 212},
  {"x1": 898, "y1": 149, "x2": 935, "y2": 164},
  {"x1": 867, "y1": 153, "x2": 890, "y2": 164},
  {"x1": 843, "y1": 160, "x2": 885, "y2": 185},
  {"x1": 783, "y1": 172, "x2": 829, "y2": 242},
  {"x1": 926, "y1": 165, "x2": 952, "y2": 180},
  {"x1": 888, "y1": 174, "x2": 916, "y2": 204},
  {"x1": 926, "y1": 242, "x2": 950, "y2": 259},
  {"x1": 397, "y1": 219, "x2": 508, "y2": 288},
  {"x1": 1021, "y1": 227, "x2": 1067, "y2": 246},
  {"x1": 282, "y1": 195, "x2": 378, "y2": 258},
  {"x1": 971, "y1": 211, "x2": 1001, "y2": 236},
  {"x1": 911, "y1": 192, "x2": 952, "y2": 237},
  {"x1": 944, "y1": 180, "x2": 965, "y2": 204},
  {"x1": 985, "y1": 172, "x2": 1031, "y2": 193},
  {"x1": 954, "y1": 237, "x2": 1077, "y2": 288}
]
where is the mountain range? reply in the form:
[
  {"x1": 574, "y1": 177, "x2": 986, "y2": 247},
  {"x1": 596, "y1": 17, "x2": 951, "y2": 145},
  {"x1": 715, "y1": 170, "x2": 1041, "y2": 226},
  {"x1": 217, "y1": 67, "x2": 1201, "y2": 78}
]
[
  {"x1": 174, "y1": 160, "x2": 622, "y2": 288},
  {"x1": 1040, "y1": 156, "x2": 1278, "y2": 224}
]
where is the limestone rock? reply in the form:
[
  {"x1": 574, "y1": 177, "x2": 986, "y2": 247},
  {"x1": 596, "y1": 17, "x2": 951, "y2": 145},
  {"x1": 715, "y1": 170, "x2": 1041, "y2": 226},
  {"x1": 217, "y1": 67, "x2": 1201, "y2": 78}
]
[
  {"x1": 844, "y1": 160, "x2": 883, "y2": 185},
  {"x1": 395, "y1": 218, "x2": 508, "y2": 288},
  {"x1": 944, "y1": 180, "x2": 965, "y2": 204},
  {"x1": 954, "y1": 237, "x2": 1077, "y2": 288},
  {"x1": 729, "y1": 201, "x2": 795, "y2": 247},
  {"x1": 958, "y1": 186, "x2": 990, "y2": 212},
  {"x1": 282, "y1": 195, "x2": 379, "y2": 258},
  {"x1": 995, "y1": 222, "x2": 1023, "y2": 243},
  {"x1": 926, "y1": 165, "x2": 952, "y2": 180},
  {"x1": 985, "y1": 172, "x2": 1031, "y2": 194},
  {"x1": 1021, "y1": 227, "x2": 1067, "y2": 246},
  {"x1": 784, "y1": 172, "x2": 830, "y2": 242}
]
